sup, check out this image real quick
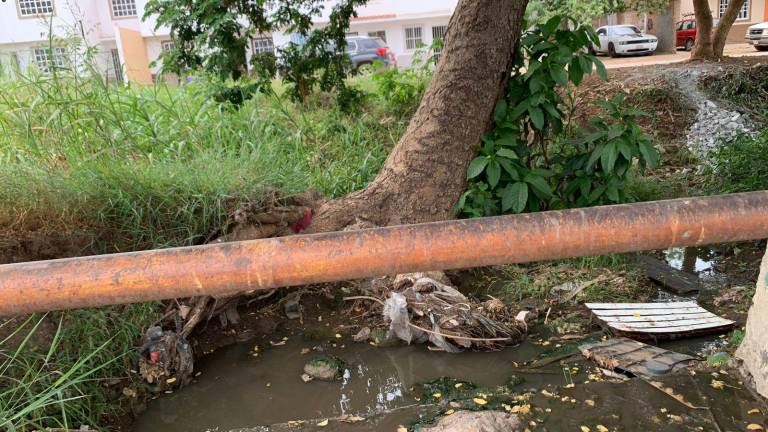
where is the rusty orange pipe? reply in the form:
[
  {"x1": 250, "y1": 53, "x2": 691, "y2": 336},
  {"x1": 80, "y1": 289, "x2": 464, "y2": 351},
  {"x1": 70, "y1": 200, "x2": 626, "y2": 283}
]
[{"x1": 1, "y1": 192, "x2": 767, "y2": 316}]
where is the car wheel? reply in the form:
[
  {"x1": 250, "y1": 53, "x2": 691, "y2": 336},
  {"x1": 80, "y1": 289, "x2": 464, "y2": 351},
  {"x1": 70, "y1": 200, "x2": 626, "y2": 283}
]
[
  {"x1": 685, "y1": 38, "x2": 694, "y2": 51},
  {"x1": 608, "y1": 43, "x2": 618, "y2": 58},
  {"x1": 588, "y1": 44, "x2": 597, "y2": 56}
]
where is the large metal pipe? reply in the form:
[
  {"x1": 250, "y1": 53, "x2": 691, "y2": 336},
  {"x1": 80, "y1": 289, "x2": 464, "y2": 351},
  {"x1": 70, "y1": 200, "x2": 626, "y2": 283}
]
[{"x1": 1, "y1": 192, "x2": 767, "y2": 316}]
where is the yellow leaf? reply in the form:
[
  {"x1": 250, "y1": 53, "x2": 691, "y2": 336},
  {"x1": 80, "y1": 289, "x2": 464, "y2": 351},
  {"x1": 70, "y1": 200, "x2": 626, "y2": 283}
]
[
  {"x1": 502, "y1": 403, "x2": 512, "y2": 411},
  {"x1": 633, "y1": 312, "x2": 642, "y2": 317},
  {"x1": 432, "y1": 392, "x2": 442, "y2": 399},
  {"x1": 445, "y1": 409, "x2": 455, "y2": 415},
  {"x1": 454, "y1": 383, "x2": 463, "y2": 389},
  {"x1": 747, "y1": 425, "x2": 764, "y2": 431},
  {"x1": 710, "y1": 380, "x2": 725, "y2": 390},
  {"x1": 473, "y1": 397, "x2": 488, "y2": 406},
  {"x1": 597, "y1": 426, "x2": 608, "y2": 432},
  {"x1": 749, "y1": 409, "x2": 762, "y2": 415},
  {"x1": 397, "y1": 426, "x2": 408, "y2": 432},
  {"x1": 335, "y1": 333, "x2": 342, "y2": 339},
  {"x1": 585, "y1": 399, "x2": 595, "y2": 407},
  {"x1": 511, "y1": 404, "x2": 531, "y2": 415},
  {"x1": 581, "y1": 426, "x2": 591, "y2": 432},
  {"x1": 165, "y1": 377, "x2": 177, "y2": 384},
  {"x1": 316, "y1": 419, "x2": 329, "y2": 427}
]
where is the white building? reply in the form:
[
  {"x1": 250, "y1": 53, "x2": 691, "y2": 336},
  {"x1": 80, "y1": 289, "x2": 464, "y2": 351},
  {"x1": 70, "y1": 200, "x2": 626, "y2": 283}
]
[{"x1": 0, "y1": 0, "x2": 458, "y2": 83}]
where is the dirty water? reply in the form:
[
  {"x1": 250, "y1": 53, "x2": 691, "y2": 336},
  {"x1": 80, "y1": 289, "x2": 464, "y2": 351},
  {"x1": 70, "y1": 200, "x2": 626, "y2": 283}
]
[{"x1": 133, "y1": 333, "x2": 768, "y2": 432}]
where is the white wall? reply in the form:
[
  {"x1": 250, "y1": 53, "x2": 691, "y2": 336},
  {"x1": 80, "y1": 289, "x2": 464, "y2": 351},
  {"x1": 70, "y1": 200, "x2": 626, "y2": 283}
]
[{"x1": 348, "y1": 16, "x2": 450, "y2": 67}]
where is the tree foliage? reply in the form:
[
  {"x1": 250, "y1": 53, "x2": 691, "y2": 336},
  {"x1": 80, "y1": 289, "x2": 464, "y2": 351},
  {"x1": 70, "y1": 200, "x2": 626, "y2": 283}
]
[
  {"x1": 144, "y1": 0, "x2": 368, "y2": 101},
  {"x1": 530, "y1": 0, "x2": 669, "y2": 24}
]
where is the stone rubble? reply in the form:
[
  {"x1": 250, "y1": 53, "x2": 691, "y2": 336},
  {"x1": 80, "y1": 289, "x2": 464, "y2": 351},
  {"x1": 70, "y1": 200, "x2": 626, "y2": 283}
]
[{"x1": 670, "y1": 69, "x2": 755, "y2": 160}]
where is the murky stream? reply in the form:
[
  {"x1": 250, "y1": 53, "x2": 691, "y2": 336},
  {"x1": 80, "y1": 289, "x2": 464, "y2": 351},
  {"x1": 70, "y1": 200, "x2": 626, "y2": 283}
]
[{"x1": 134, "y1": 333, "x2": 767, "y2": 431}]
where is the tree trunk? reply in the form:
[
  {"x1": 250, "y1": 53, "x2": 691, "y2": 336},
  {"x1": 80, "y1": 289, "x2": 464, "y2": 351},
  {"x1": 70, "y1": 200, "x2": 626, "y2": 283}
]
[
  {"x1": 713, "y1": 0, "x2": 746, "y2": 56},
  {"x1": 735, "y1": 244, "x2": 768, "y2": 398},
  {"x1": 307, "y1": 0, "x2": 528, "y2": 233},
  {"x1": 691, "y1": 0, "x2": 746, "y2": 59},
  {"x1": 691, "y1": 0, "x2": 715, "y2": 59}
]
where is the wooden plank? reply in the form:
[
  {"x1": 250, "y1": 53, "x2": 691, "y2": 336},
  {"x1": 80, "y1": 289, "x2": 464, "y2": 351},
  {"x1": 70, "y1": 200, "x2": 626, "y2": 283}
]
[
  {"x1": 610, "y1": 322, "x2": 734, "y2": 333},
  {"x1": 585, "y1": 302, "x2": 699, "y2": 309},
  {"x1": 633, "y1": 255, "x2": 702, "y2": 294},
  {"x1": 590, "y1": 307, "x2": 705, "y2": 317},
  {"x1": 600, "y1": 313, "x2": 716, "y2": 323},
  {"x1": 609, "y1": 317, "x2": 732, "y2": 329}
]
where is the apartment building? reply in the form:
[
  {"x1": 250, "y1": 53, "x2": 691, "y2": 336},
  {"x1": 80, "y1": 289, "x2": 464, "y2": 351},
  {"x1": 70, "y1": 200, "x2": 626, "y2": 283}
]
[{"x1": 0, "y1": 0, "x2": 458, "y2": 84}]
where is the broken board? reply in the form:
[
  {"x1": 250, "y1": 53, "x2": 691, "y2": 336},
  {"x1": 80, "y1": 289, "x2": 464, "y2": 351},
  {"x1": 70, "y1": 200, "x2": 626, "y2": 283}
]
[
  {"x1": 585, "y1": 302, "x2": 735, "y2": 340},
  {"x1": 580, "y1": 337, "x2": 697, "y2": 379},
  {"x1": 633, "y1": 255, "x2": 702, "y2": 295}
]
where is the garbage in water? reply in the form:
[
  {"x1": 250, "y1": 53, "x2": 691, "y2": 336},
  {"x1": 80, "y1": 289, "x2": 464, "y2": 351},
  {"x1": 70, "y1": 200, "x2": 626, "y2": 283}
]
[
  {"x1": 347, "y1": 272, "x2": 525, "y2": 352},
  {"x1": 138, "y1": 326, "x2": 194, "y2": 391},
  {"x1": 585, "y1": 302, "x2": 735, "y2": 339},
  {"x1": 580, "y1": 337, "x2": 697, "y2": 379}
]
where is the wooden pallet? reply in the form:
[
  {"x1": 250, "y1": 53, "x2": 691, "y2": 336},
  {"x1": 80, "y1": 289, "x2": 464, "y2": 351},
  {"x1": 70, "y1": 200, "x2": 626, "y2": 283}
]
[{"x1": 585, "y1": 302, "x2": 735, "y2": 340}]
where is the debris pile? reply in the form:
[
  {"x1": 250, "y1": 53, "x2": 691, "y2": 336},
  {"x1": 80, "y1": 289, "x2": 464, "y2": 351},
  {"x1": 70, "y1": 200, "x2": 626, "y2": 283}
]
[{"x1": 352, "y1": 272, "x2": 525, "y2": 352}]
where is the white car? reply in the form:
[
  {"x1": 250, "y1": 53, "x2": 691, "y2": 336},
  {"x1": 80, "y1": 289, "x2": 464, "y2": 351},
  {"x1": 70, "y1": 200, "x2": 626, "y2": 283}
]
[
  {"x1": 745, "y1": 22, "x2": 768, "y2": 51},
  {"x1": 590, "y1": 25, "x2": 658, "y2": 57}
]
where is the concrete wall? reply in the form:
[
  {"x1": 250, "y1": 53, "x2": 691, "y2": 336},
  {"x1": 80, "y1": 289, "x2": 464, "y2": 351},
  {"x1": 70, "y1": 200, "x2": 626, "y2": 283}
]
[{"x1": 736, "y1": 244, "x2": 768, "y2": 398}]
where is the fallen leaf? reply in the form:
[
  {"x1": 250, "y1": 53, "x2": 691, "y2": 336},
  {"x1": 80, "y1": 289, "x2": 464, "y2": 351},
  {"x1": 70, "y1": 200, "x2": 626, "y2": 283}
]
[
  {"x1": 335, "y1": 333, "x2": 342, "y2": 339},
  {"x1": 585, "y1": 399, "x2": 595, "y2": 407},
  {"x1": 338, "y1": 415, "x2": 365, "y2": 423},
  {"x1": 597, "y1": 426, "x2": 608, "y2": 432},
  {"x1": 300, "y1": 373, "x2": 313, "y2": 383},
  {"x1": 749, "y1": 409, "x2": 762, "y2": 415},
  {"x1": 300, "y1": 348, "x2": 311, "y2": 355},
  {"x1": 397, "y1": 426, "x2": 408, "y2": 432},
  {"x1": 511, "y1": 404, "x2": 531, "y2": 415},
  {"x1": 317, "y1": 419, "x2": 329, "y2": 427},
  {"x1": 473, "y1": 397, "x2": 488, "y2": 406},
  {"x1": 454, "y1": 383, "x2": 463, "y2": 389},
  {"x1": 747, "y1": 425, "x2": 764, "y2": 431},
  {"x1": 432, "y1": 392, "x2": 442, "y2": 399},
  {"x1": 711, "y1": 380, "x2": 725, "y2": 390},
  {"x1": 165, "y1": 377, "x2": 177, "y2": 384},
  {"x1": 445, "y1": 409, "x2": 455, "y2": 415},
  {"x1": 122, "y1": 387, "x2": 137, "y2": 398},
  {"x1": 580, "y1": 426, "x2": 591, "y2": 432}
]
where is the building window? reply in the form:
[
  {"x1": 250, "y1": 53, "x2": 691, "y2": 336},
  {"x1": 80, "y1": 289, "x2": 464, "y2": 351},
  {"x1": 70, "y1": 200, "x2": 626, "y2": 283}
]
[
  {"x1": 432, "y1": 25, "x2": 448, "y2": 62},
  {"x1": 368, "y1": 30, "x2": 386, "y2": 42},
  {"x1": 111, "y1": 0, "x2": 137, "y2": 18},
  {"x1": 161, "y1": 40, "x2": 174, "y2": 52},
  {"x1": 404, "y1": 26, "x2": 423, "y2": 50},
  {"x1": 110, "y1": 48, "x2": 124, "y2": 82},
  {"x1": 719, "y1": 0, "x2": 749, "y2": 20},
  {"x1": 17, "y1": 0, "x2": 54, "y2": 16},
  {"x1": 33, "y1": 47, "x2": 66, "y2": 74},
  {"x1": 345, "y1": 32, "x2": 359, "y2": 37},
  {"x1": 252, "y1": 37, "x2": 274, "y2": 54}
]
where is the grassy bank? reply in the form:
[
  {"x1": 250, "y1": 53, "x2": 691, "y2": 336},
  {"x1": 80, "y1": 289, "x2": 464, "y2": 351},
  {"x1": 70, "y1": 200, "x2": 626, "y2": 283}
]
[{"x1": 0, "y1": 70, "x2": 406, "y2": 429}]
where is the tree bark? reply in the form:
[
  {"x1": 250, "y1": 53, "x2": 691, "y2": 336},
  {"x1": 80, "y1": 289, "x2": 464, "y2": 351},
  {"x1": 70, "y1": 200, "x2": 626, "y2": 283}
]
[
  {"x1": 691, "y1": 0, "x2": 715, "y2": 59},
  {"x1": 735, "y1": 244, "x2": 768, "y2": 398},
  {"x1": 691, "y1": 0, "x2": 746, "y2": 59},
  {"x1": 713, "y1": 0, "x2": 746, "y2": 56},
  {"x1": 307, "y1": 0, "x2": 528, "y2": 233}
]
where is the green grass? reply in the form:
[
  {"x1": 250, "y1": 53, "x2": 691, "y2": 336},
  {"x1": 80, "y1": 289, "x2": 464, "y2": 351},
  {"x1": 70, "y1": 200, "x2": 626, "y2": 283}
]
[
  {"x1": 0, "y1": 65, "x2": 406, "y2": 429},
  {"x1": 702, "y1": 130, "x2": 768, "y2": 195}
]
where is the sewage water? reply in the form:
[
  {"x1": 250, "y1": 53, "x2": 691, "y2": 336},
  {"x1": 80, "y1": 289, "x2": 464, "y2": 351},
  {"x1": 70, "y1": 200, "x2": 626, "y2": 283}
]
[{"x1": 134, "y1": 334, "x2": 768, "y2": 432}]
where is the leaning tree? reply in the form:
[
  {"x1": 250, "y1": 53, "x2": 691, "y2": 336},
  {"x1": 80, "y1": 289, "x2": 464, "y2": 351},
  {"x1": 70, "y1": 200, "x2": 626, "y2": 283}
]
[{"x1": 691, "y1": 0, "x2": 747, "y2": 59}]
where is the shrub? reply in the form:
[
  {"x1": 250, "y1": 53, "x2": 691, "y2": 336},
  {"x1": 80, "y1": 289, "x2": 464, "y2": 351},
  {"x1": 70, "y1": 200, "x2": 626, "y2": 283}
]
[{"x1": 703, "y1": 130, "x2": 768, "y2": 194}]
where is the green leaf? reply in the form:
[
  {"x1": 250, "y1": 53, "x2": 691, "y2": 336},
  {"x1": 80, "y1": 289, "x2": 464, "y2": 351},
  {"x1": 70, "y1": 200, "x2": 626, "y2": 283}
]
[
  {"x1": 587, "y1": 144, "x2": 604, "y2": 169},
  {"x1": 509, "y1": 100, "x2": 530, "y2": 120},
  {"x1": 502, "y1": 182, "x2": 528, "y2": 213},
  {"x1": 487, "y1": 160, "x2": 501, "y2": 188},
  {"x1": 601, "y1": 142, "x2": 618, "y2": 172},
  {"x1": 524, "y1": 174, "x2": 552, "y2": 199},
  {"x1": 494, "y1": 100, "x2": 508, "y2": 123},
  {"x1": 638, "y1": 141, "x2": 659, "y2": 167},
  {"x1": 529, "y1": 75, "x2": 545, "y2": 93},
  {"x1": 496, "y1": 148, "x2": 518, "y2": 159},
  {"x1": 569, "y1": 58, "x2": 584, "y2": 85},
  {"x1": 467, "y1": 156, "x2": 489, "y2": 179},
  {"x1": 529, "y1": 106, "x2": 545, "y2": 130},
  {"x1": 550, "y1": 65, "x2": 568, "y2": 86},
  {"x1": 594, "y1": 58, "x2": 608, "y2": 81},
  {"x1": 617, "y1": 139, "x2": 633, "y2": 160},
  {"x1": 497, "y1": 158, "x2": 521, "y2": 181},
  {"x1": 606, "y1": 185, "x2": 620, "y2": 202}
]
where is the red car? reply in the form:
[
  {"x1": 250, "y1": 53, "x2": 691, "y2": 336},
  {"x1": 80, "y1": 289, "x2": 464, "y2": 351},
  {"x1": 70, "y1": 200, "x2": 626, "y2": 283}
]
[{"x1": 676, "y1": 18, "x2": 720, "y2": 51}]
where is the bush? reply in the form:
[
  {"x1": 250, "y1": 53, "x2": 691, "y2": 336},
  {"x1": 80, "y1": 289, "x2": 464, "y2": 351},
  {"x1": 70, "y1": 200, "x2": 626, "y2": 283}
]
[{"x1": 703, "y1": 130, "x2": 768, "y2": 194}]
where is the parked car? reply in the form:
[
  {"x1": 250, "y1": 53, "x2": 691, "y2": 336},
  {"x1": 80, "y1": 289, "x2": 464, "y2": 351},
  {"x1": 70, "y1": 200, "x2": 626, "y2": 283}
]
[
  {"x1": 675, "y1": 18, "x2": 720, "y2": 51},
  {"x1": 590, "y1": 25, "x2": 658, "y2": 57},
  {"x1": 345, "y1": 36, "x2": 396, "y2": 70},
  {"x1": 746, "y1": 22, "x2": 768, "y2": 51}
]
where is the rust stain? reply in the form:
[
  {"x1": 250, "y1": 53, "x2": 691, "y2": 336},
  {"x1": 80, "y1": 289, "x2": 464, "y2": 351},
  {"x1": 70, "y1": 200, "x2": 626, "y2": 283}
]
[{"x1": 0, "y1": 192, "x2": 767, "y2": 316}]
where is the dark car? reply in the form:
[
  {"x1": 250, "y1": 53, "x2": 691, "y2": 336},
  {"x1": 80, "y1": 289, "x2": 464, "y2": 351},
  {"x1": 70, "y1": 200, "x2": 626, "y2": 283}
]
[{"x1": 345, "y1": 36, "x2": 396, "y2": 70}]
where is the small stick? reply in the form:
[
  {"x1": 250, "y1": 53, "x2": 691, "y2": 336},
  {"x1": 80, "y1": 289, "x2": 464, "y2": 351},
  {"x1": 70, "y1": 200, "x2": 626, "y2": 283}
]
[{"x1": 544, "y1": 307, "x2": 552, "y2": 325}]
